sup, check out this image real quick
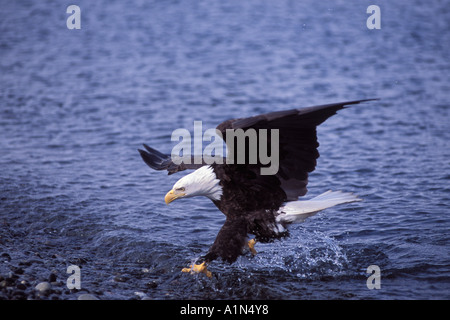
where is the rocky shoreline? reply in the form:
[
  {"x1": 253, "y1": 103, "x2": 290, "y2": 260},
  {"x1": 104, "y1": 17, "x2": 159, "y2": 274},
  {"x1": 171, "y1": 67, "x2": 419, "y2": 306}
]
[
  {"x1": 0, "y1": 250, "x2": 160, "y2": 300},
  {"x1": 0, "y1": 252, "x2": 100, "y2": 300}
]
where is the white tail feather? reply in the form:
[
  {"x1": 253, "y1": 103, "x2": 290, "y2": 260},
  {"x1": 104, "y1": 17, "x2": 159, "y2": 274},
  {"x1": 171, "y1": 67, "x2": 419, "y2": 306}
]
[{"x1": 276, "y1": 190, "x2": 362, "y2": 224}]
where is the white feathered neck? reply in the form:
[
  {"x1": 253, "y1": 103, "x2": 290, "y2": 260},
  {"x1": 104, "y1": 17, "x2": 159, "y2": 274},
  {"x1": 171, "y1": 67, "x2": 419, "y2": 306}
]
[{"x1": 173, "y1": 166, "x2": 223, "y2": 201}]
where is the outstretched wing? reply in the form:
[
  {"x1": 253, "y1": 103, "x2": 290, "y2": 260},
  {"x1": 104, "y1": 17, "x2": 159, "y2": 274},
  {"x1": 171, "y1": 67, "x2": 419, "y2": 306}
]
[
  {"x1": 216, "y1": 99, "x2": 377, "y2": 200},
  {"x1": 138, "y1": 144, "x2": 205, "y2": 175},
  {"x1": 139, "y1": 99, "x2": 378, "y2": 190}
]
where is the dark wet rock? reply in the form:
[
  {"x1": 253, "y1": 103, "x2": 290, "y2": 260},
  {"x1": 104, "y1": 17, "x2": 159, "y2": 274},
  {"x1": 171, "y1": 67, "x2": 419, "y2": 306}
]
[
  {"x1": 34, "y1": 252, "x2": 43, "y2": 259},
  {"x1": 48, "y1": 273, "x2": 57, "y2": 283},
  {"x1": 13, "y1": 290, "x2": 27, "y2": 300},
  {"x1": 51, "y1": 288, "x2": 62, "y2": 295},
  {"x1": 23, "y1": 259, "x2": 45, "y2": 265},
  {"x1": 146, "y1": 281, "x2": 158, "y2": 289},
  {"x1": 113, "y1": 275, "x2": 129, "y2": 283},
  {"x1": 69, "y1": 257, "x2": 88, "y2": 265},
  {"x1": 1, "y1": 253, "x2": 11, "y2": 262},
  {"x1": 12, "y1": 267, "x2": 25, "y2": 275},
  {"x1": 16, "y1": 283, "x2": 27, "y2": 290},
  {"x1": 0, "y1": 275, "x2": 16, "y2": 288},
  {"x1": 7, "y1": 272, "x2": 18, "y2": 281},
  {"x1": 50, "y1": 254, "x2": 66, "y2": 263},
  {"x1": 18, "y1": 260, "x2": 32, "y2": 267}
]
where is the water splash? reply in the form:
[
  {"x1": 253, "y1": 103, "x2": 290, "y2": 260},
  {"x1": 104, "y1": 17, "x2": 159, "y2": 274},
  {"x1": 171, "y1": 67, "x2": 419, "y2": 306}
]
[{"x1": 238, "y1": 228, "x2": 349, "y2": 280}]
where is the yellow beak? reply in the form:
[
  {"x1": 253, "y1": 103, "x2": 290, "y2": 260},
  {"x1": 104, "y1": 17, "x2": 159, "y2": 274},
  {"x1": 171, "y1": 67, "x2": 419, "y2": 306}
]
[{"x1": 164, "y1": 189, "x2": 185, "y2": 205}]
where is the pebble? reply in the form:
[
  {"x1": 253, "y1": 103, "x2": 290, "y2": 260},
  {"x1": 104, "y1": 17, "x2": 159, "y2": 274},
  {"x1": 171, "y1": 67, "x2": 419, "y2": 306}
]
[
  {"x1": 77, "y1": 293, "x2": 99, "y2": 300},
  {"x1": 113, "y1": 275, "x2": 129, "y2": 283},
  {"x1": 134, "y1": 291, "x2": 148, "y2": 299},
  {"x1": 0, "y1": 276, "x2": 15, "y2": 288},
  {"x1": 35, "y1": 282, "x2": 52, "y2": 293}
]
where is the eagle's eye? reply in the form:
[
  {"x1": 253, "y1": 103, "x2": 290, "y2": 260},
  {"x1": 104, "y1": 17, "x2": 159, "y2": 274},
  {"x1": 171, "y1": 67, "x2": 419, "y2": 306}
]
[{"x1": 175, "y1": 187, "x2": 185, "y2": 192}]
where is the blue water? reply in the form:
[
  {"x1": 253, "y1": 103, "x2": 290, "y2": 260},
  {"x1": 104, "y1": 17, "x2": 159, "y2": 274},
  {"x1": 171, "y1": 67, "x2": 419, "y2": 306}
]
[{"x1": 0, "y1": 0, "x2": 449, "y2": 300}]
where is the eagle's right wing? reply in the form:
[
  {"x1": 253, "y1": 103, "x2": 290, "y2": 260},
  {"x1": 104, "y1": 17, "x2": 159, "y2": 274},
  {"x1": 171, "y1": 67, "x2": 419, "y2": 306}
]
[{"x1": 216, "y1": 99, "x2": 378, "y2": 200}]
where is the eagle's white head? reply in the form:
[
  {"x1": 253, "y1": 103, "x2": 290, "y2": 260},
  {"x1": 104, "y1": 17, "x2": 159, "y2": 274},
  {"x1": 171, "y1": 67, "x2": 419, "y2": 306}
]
[{"x1": 164, "y1": 166, "x2": 223, "y2": 204}]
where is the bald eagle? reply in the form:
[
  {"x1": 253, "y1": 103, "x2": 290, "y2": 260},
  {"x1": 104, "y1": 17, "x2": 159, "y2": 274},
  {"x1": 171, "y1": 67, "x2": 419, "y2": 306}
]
[{"x1": 139, "y1": 99, "x2": 376, "y2": 277}]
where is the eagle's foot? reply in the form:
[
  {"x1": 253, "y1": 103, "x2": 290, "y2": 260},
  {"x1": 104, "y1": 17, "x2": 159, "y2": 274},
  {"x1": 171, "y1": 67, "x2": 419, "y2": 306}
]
[
  {"x1": 248, "y1": 239, "x2": 257, "y2": 255},
  {"x1": 181, "y1": 262, "x2": 212, "y2": 278}
]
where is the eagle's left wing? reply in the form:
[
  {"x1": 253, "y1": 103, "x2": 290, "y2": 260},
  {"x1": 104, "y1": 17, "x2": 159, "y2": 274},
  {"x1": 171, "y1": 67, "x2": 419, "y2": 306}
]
[{"x1": 138, "y1": 144, "x2": 206, "y2": 175}]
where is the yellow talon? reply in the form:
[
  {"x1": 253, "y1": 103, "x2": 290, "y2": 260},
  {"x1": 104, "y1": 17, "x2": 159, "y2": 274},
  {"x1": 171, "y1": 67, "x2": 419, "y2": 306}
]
[
  {"x1": 181, "y1": 262, "x2": 212, "y2": 278},
  {"x1": 248, "y1": 239, "x2": 257, "y2": 255}
]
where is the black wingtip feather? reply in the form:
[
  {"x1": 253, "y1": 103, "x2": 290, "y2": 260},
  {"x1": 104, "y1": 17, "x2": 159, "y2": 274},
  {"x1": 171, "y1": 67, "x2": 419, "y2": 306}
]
[
  {"x1": 138, "y1": 146, "x2": 171, "y2": 170},
  {"x1": 342, "y1": 98, "x2": 380, "y2": 107},
  {"x1": 143, "y1": 144, "x2": 166, "y2": 158}
]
